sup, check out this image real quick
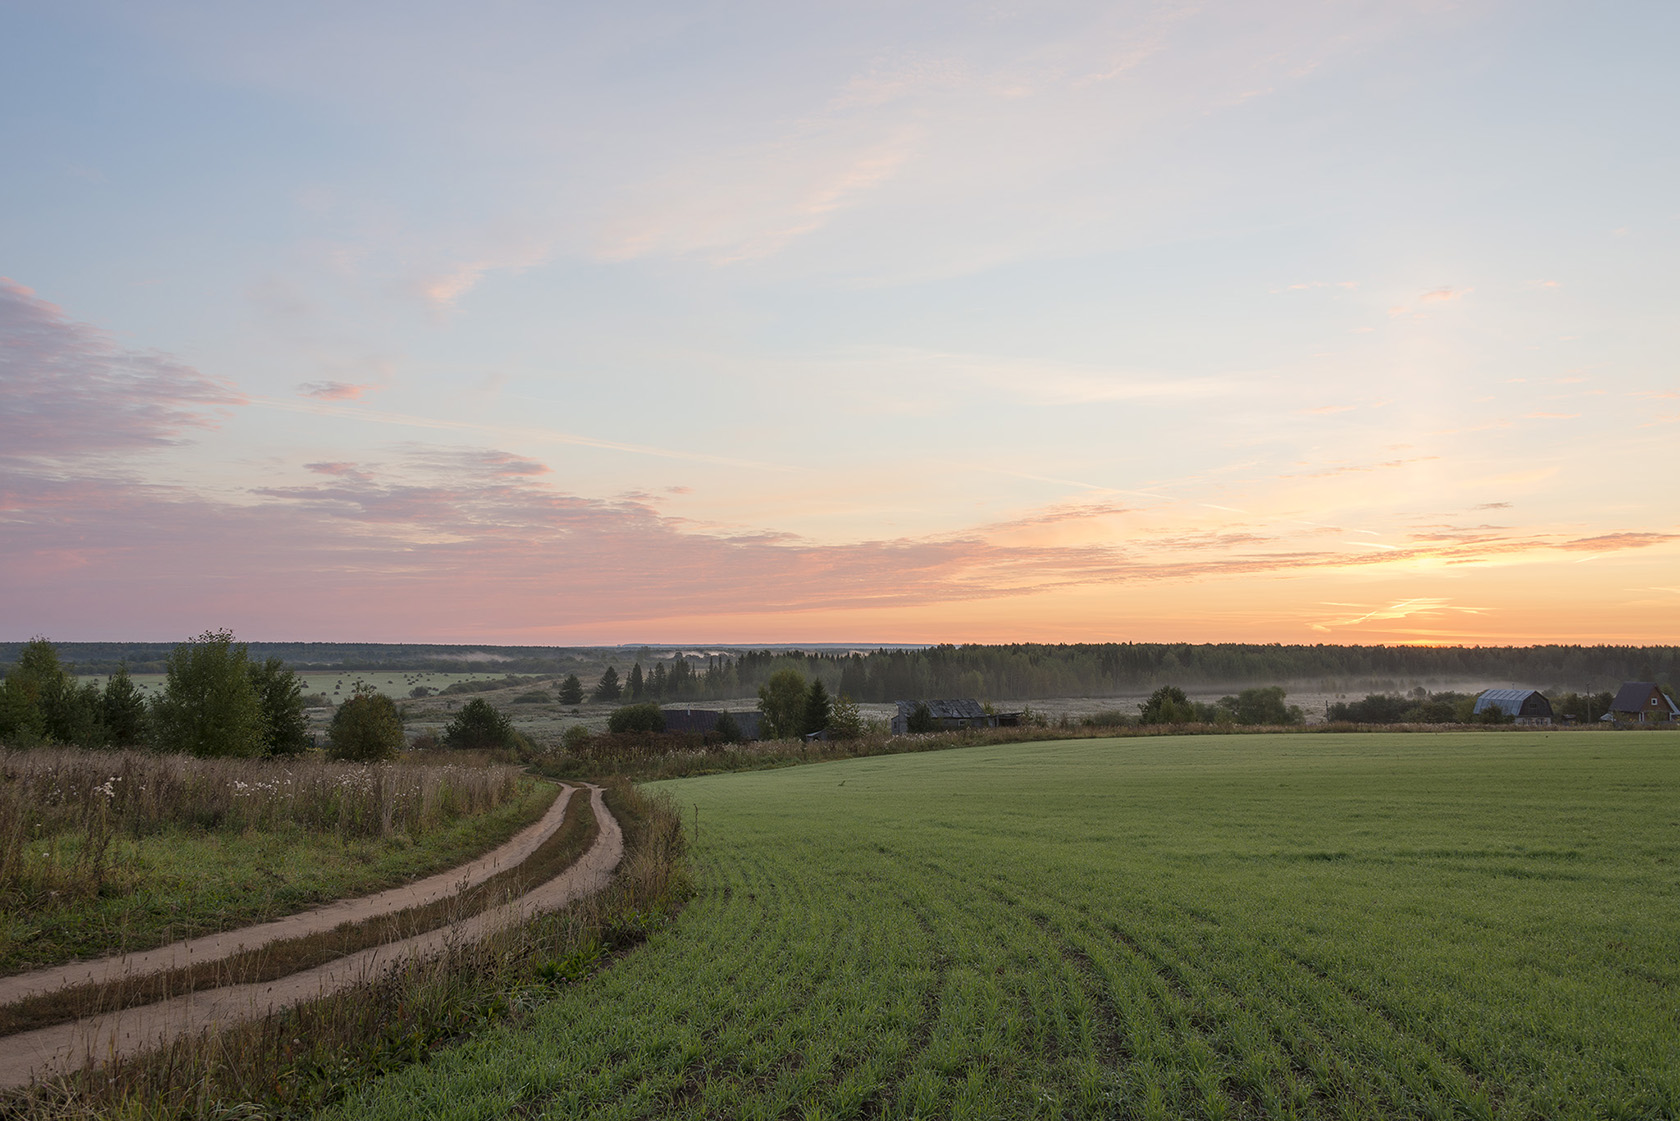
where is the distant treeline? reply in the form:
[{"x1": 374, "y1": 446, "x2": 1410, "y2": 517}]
[{"x1": 6, "y1": 641, "x2": 1677, "y2": 702}]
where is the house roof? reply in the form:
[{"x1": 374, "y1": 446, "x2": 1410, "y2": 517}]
[
  {"x1": 896, "y1": 698, "x2": 988, "y2": 720},
  {"x1": 660, "y1": 708, "x2": 763, "y2": 736},
  {"x1": 1473, "y1": 688, "x2": 1547, "y2": 715},
  {"x1": 1610, "y1": 682, "x2": 1679, "y2": 716}
]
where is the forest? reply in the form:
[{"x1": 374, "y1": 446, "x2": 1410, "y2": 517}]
[{"x1": 8, "y1": 641, "x2": 1676, "y2": 703}]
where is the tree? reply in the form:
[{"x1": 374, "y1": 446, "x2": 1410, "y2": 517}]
[
  {"x1": 249, "y1": 656, "x2": 309, "y2": 755},
  {"x1": 828, "y1": 694, "x2": 864, "y2": 740},
  {"x1": 0, "y1": 637, "x2": 76, "y2": 745},
  {"x1": 443, "y1": 697, "x2": 515, "y2": 750},
  {"x1": 757, "y1": 668, "x2": 807, "y2": 739},
  {"x1": 328, "y1": 682, "x2": 404, "y2": 761},
  {"x1": 1221, "y1": 686, "x2": 1302, "y2": 726},
  {"x1": 713, "y1": 710, "x2": 743, "y2": 743},
  {"x1": 608, "y1": 702, "x2": 665, "y2": 733},
  {"x1": 593, "y1": 666, "x2": 622, "y2": 702},
  {"x1": 648, "y1": 663, "x2": 667, "y2": 698},
  {"x1": 1139, "y1": 685, "x2": 1195, "y2": 725},
  {"x1": 802, "y1": 677, "x2": 833, "y2": 736},
  {"x1": 151, "y1": 630, "x2": 264, "y2": 757},
  {"x1": 102, "y1": 665, "x2": 148, "y2": 747},
  {"x1": 905, "y1": 702, "x2": 936, "y2": 734},
  {"x1": 628, "y1": 663, "x2": 645, "y2": 700},
  {"x1": 558, "y1": 674, "x2": 585, "y2": 705}
]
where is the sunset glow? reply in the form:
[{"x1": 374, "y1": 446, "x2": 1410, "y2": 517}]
[{"x1": 3, "y1": 3, "x2": 1675, "y2": 645}]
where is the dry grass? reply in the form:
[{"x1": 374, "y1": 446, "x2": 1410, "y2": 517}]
[
  {"x1": 0, "y1": 749, "x2": 522, "y2": 908},
  {"x1": 0, "y1": 780, "x2": 686, "y2": 1120}
]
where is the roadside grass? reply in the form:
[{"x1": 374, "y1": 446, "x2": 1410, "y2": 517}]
[
  {"x1": 0, "y1": 750, "x2": 549, "y2": 975},
  {"x1": 0, "y1": 779, "x2": 685, "y2": 1121},
  {"x1": 336, "y1": 731, "x2": 1677, "y2": 1120}
]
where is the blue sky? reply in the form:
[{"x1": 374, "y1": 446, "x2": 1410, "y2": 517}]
[{"x1": 3, "y1": 1, "x2": 1676, "y2": 643}]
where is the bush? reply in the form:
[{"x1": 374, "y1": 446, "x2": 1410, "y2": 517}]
[
  {"x1": 443, "y1": 697, "x2": 516, "y2": 750},
  {"x1": 1139, "y1": 685, "x2": 1196, "y2": 725},
  {"x1": 327, "y1": 683, "x2": 404, "y2": 762},
  {"x1": 513, "y1": 690, "x2": 552, "y2": 704},
  {"x1": 608, "y1": 702, "x2": 666, "y2": 733}
]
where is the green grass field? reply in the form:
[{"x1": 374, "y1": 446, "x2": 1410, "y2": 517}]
[
  {"x1": 330, "y1": 732, "x2": 1679, "y2": 1120},
  {"x1": 73, "y1": 670, "x2": 535, "y2": 700}
]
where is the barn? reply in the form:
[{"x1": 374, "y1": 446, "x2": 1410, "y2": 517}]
[
  {"x1": 892, "y1": 699, "x2": 993, "y2": 734},
  {"x1": 1472, "y1": 689, "x2": 1554, "y2": 725},
  {"x1": 660, "y1": 708, "x2": 763, "y2": 739}
]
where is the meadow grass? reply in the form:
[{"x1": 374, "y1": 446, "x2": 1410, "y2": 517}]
[
  {"x1": 333, "y1": 731, "x2": 1677, "y2": 1120},
  {"x1": 0, "y1": 749, "x2": 547, "y2": 974}
]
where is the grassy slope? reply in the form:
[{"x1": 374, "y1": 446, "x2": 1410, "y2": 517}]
[
  {"x1": 334, "y1": 732, "x2": 1679, "y2": 1120},
  {"x1": 0, "y1": 781, "x2": 558, "y2": 975}
]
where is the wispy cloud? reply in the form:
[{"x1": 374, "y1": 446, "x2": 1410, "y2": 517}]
[
  {"x1": 297, "y1": 380, "x2": 379, "y2": 401},
  {"x1": 0, "y1": 277, "x2": 245, "y2": 462}
]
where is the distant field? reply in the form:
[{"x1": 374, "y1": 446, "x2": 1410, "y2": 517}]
[
  {"x1": 75, "y1": 671, "x2": 533, "y2": 700},
  {"x1": 333, "y1": 732, "x2": 1679, "y2": 1120}
]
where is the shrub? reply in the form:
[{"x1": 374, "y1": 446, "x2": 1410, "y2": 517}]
[
  {"x1": 443, "y1": 698, "x2": 516, "y2": 751},
  {"x1": 327, "y1": 683, "x2": 404, "y2": 762},
  {"x1": 1139, "y1": 685, "x2": 1196, "y2": 725},
  {"x1": 608, "y1": 702, "x2": 666, "y2": 733}
]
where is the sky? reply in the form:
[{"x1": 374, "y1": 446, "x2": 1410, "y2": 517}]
[{"x1": 2, "y1": 0, "x2": 1676, "y2": 646}]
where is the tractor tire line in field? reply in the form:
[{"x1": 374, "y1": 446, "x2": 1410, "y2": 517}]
[
  {"x1": 0, "y1": 783, "x2": 624, "y2": 1091},
  {"x1": 0, "y1": 782, "x2": 576, "y2": 1011}
]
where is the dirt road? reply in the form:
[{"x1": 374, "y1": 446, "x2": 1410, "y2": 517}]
[{"x1": 0, "y1": 783, "x2": 622, "y2": 1089}]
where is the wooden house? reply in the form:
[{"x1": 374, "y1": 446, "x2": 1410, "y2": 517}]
[{"x1": 1606, "y1": 683, "x2": 1679, "y2": 725}]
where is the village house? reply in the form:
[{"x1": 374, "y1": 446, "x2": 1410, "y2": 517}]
[
  {"x1": 660, "y1": 708, "x2": 763, "y2": 740},
  {"x1": 1604, "y1": 682, "x2": 1679, "y2": 725},
  {"x1": 1472, "y1": 689, "x2": 1554, "y2": 725},
  {"x1": 891, "y1": 699, "x2": 1022, "y2": 734}
]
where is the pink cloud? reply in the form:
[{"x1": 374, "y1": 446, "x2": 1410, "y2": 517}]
[
  {"x1": 1419, "y1": 286, "x2": 1471, "y2": 302},
  {"x1": 1557, "y1": 532, "x2": 1675, "y2": 552},
  {"x1": 297, "y1": 381, "x2": 379, "y2": 401},
  {"x1": 0, "y1": 277, "x2": 245, "y2": 461}
]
